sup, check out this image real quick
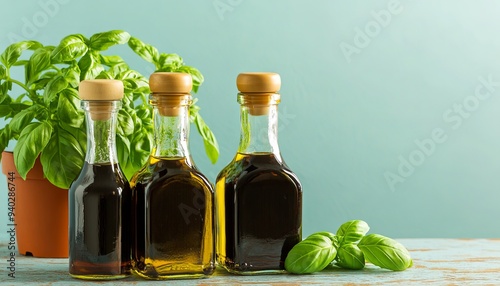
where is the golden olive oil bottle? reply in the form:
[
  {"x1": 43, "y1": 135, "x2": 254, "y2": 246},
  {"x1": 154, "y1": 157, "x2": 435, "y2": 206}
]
[{"x1": 131, "y1": 72, "x2": 214, "y2": 279}]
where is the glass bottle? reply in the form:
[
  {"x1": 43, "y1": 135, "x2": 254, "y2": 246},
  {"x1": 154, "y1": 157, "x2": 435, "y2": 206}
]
[
  {"x1": 69, "y1": 79, "x2": 132, "y2": 280},
  {"x1": 216, "y1": 72, "x2": 302, "y2": 274},
  {"x1": 131, "y1": 72, "x2": 215, "y2": 279}
]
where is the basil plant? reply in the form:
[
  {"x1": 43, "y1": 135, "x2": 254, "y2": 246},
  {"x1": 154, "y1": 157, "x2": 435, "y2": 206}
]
[{"x1": 0, "y1": 30, "x2": 218, "y2": 189}]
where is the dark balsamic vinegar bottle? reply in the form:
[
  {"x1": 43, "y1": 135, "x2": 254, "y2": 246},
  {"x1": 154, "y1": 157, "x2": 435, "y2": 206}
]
[
  {"x1": 69, "y1": 80, "x2": 132, "y2": 280},
  {"x1": 216, "y1": 72, "x2": 303, "y2": 274},
  {"x1": 131, "y1": 72, "x2": 214, "y2": 279}
]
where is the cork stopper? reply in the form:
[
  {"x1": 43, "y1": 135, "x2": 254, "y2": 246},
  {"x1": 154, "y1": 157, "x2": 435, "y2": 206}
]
[
  {"x1": 149, "y1": 72, "x2": 192, "y2": 116},
  {"x1": 79, "y1": 80, "x2": 123, "y2": 120},
  {"x1": 236, "y1": 72, "x2": 281, "y2": 115}
]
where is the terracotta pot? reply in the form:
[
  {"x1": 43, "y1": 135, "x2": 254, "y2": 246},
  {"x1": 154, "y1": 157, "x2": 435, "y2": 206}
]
[{"x1": 1, "y1": 151, "x2": 68, "y2": 258}]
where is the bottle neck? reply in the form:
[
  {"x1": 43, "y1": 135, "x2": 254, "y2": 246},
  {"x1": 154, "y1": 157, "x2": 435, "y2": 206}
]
[
  {"x1": 151, "y1": 94, "x2": 191, "y2": 159},
  {"x1": 238, "y1": 102, "x2": 281, "y2": 157},
  {"x1": 82, "y1": 101, "x2": 120, "y2": 165}
]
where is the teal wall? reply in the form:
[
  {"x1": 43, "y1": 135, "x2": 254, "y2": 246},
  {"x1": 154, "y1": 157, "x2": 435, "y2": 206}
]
[{"x1": 1, "y1": 0, "x2": 500, "y2": 241}]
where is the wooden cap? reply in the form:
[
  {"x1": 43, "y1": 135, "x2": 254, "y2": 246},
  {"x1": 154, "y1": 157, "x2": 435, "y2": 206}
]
[
  {"x1": 237, "y1": 72, "x2": 281, "y2": 115},
  {"x1": 79, "y1": 80, "x2": 123, "y2": 120},
  {"x1": 236, "y1": 72, "x2": 281, "y2": 93},
  {"x1": 149, "y1": 72, "x2": 192, "y2": 116},
  {"x1": 149, "y1": 72, "x2": 192, "y2": 94},
  {"x1": 79, "y1": 79, "x2": 123, "y2": 100}
]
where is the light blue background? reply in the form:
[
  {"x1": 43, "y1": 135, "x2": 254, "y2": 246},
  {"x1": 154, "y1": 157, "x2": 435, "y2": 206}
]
[{"x1": 1, "y1": 0, "x2": 500, "y2": 241}]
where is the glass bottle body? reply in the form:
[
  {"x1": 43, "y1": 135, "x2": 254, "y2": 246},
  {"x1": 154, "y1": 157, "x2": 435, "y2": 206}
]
[
  {"x1": 131, "y1": 95, "x2": 215, "y2": 279},
  {"x1": 69, "y1": 101, "x2": 132, "y2": 280},
  {"x1": 216, "y1": 96, "x2": 302, "y2": 274},
  {"x1": 216, "y1": 152, "x2": 302, "y2": 274}
]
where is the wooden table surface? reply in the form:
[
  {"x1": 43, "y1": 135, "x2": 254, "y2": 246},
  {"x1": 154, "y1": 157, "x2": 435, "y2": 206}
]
[{"x1": 1, "y1": 239, "x2": 499, "y2": 285}]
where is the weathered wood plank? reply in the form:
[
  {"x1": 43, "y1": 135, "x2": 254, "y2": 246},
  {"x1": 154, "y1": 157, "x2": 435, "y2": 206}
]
[{"x1": 1, "y1": 239, "x2": 499, "y2": 285}]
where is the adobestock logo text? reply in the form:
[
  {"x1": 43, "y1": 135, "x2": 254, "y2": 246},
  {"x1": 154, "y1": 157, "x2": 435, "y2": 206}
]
[
  {"x1": 339, "y1": 0, "x2": 403, "y2": 63},
  {"x1": 6, "y1": 0, "x2": 70, "y2": 44},
  {"x1": 384, "y1": 74, "x2": 500, "y2": 192}
]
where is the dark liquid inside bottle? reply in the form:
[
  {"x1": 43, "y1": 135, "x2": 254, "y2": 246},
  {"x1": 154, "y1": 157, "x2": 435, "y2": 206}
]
[
  {"x1": 69, "y1": 163, "x2": 131, "y2": 278},
  {"x1": 216, "y1": 152, "x2": 302, "y2": 273},
  {"x1": 132, "y1": 157, "x2": 214, "y2": 279}
]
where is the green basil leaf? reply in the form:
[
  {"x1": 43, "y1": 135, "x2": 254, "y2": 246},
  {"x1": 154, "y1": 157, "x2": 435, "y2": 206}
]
[
  {"x1": 13, "y1": 60, "x2": 29, "y2": 66},
  {"x1": 285, "y1": 234, "x2": 337, "y2": 274},
  {"x1": 157, "y1": 53, "x2": 183, "y2": 70},
  {"x1": 189, "y1": 98, "x2": 200, "y2": 116},
  {"x1": 40, "y1": 125, "x2": 85, "y2": 189},
  {"x1": 336, "y1": 244, "x2": 365, "y2": 270},
  {"x1": 0, "y1": 82, "x2": 8, "y2": 101},
  {"x1": 78, "y1": 51, "x2": 103, "y2": 80},
  {"x1": 31, "y1": 71, "x2": 58, "y2": 90},
  {"x1": 44, "y1": 75, "x2": 68, "y2": 103},
  {"x1": 136, "y1": 105, "x2": 153, "y2": 134},
  {"x1": 358, "y1": 234, "x2": 412, "y2": 271},
  {"x1": 72, "y1": 125, "x2": 87, "y2": 154},
  {"x1": 0, "y1": 126, "x2": 12, "y2": 159},
  {"x1": 193, "y1": 112, "x2": 219, "y2": 164},
  {"x1": 117, "y1": 69, "x2": 144, "y2": 80},
  {"x1": 13, "y1": 121, "x2": 53, "y2": 179},
  {"x1": 1, "y1": 41, "x2": 42, "y2": 68},
  {"x1": 0, "y1": 97, "x2": 13, "y2": 117},
  {"x1": 121, "y1": 76, "x2": 148, "y2": 94},
  {"x1": 100, "y1": 55, "x2": 130, "y2": 78},
  {"x1": 121, "y1": 92, "x2": 133, "y2": 109},
  {"x1": 100, "y1": 55, "x2": 125, "y2": 66},
  {"x1": 58, "y1": 88, "x2": 84, "y2": 128},
  {"x1": 136, "y1": 105, "x2": 151, "y2": 121},
  {"x1": 159, "y1": 53, "x2": 183, "y2": 65},
  {"x1": 108, "y1": 62, "x2": 129, "y2": 77},
  {"x1": 89, "y1": 30, "x2": 130, "y2": 51},
  {"x1": 130, "y1": 131, "x2": 151, "y2": 173},
  {"x1": 27, "y1": 46, "x2": 53, "y2": 85},
  {"x1": 51, "y1": 34, "x2": 88, "y2": 63},
  {"x1": 155, "y1": 65, "x2": 174, "y2": 73},
  {"x1": 132, "y1": 87, "x2": 150, "y2": 100},
  {"x1": 61, "y1": 63, "x2": 80, "y2": 87},
  {"x1": 177, "y1": 65, "x2": 203, "y2": 93},
  {"x1": 0, "y1": 64, "x2": 6, "y2": 80},
  {"x1": 9, "y1": 105, "x2": 37, "y2": 133},
  {"x1": 0, "y1": 100, "x2": 31, "y2": 120},
  {"x1": 5, "y1": 80, "x2": 12, "y2": 92},
  {"x1": 116, "y1": 133, "x2": 132, "y2": 179},
  {"x1": 132, "y1": 109, "x2": 142, "y2": 130},
  {"x1": 13, "y1": 93, "x2": 28, "y2": 103},
  {"x1": 10, "y1": 102, "x2": 31, "y2": 113},
  {"x1": 122, "y1": 78, "x2": 140, "y2": 93},
  {"x1": 96, "y1": 70, "x2": 113, "y2": 79},
  {"x1": 128, "y1": 36, "x2": 160, "y2": 64},
  {"x1": 308, "y1": 232, "x2": 338, "y2": 248},
  {"x1": 117, "y1": 109, "x2": 134, "y2": 136},
  {"x1": 336, "y1": 220, "x2": 370, "y2": 245},
  {"x1": 306, "y1": 231, "x2": 335, "y2": 241}
]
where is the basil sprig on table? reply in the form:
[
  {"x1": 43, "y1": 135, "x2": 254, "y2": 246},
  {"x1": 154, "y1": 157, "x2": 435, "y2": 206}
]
[
  {"x1": 284, "y1": 220, "x2": 413, "y2": 274},
  {"x1": 284, "y1": 234, "x2": 337, "y2": 274},
  {"x1": 358, "y1": 234, "x2": 413, "y2": 271}
]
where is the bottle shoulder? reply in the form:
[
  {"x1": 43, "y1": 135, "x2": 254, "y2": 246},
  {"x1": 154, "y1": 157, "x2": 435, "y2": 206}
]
[
  {"x1": 217, "y1": 153, "x2": 301, "y2": 188},
  {"x1": 131, "y1": 157, "x2": 213, "y2": 191},
  {"x1": 70, "y1": 162, "x2": 130, "y2": 194}
]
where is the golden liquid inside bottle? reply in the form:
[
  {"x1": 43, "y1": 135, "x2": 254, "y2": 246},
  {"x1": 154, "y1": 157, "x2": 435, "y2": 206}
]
[
  {"x1": 216, "y1": 152, "x2": 302, "y2": 274},
  {"x1": 131, "y1": 157, "x2": 215, "y2": 279}
]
